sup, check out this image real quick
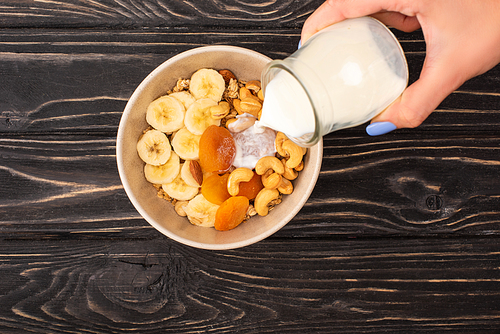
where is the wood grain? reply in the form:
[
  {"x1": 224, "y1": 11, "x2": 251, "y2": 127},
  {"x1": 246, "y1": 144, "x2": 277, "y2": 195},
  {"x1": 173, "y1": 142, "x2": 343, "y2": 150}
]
[
  {"x1": 0, "y1": 0, "x2": 322, "y2": 28},
  {"x1": 0, "y1": 237, "x2": 499, "y2": 332},
  {"x1": 1, "y1": 0, "x2": 500, "y2": 332}
]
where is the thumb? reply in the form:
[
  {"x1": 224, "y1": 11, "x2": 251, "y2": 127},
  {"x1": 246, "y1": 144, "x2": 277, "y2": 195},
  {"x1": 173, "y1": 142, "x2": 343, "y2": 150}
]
[{"x1": 368, "y1": 62, "x2": 464, "y2": 133}]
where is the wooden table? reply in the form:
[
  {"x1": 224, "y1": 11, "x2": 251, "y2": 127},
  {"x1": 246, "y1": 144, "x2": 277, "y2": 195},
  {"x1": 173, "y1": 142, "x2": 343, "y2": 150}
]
[{"x1": 1, "y1": 1, "x2": 500, "y2": 332}]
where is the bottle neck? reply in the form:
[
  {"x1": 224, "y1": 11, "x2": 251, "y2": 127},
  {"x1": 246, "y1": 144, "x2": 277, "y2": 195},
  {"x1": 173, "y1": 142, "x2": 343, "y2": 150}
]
[{"x1": 261, "y1": 58, "x2": 332, "y2": 147}]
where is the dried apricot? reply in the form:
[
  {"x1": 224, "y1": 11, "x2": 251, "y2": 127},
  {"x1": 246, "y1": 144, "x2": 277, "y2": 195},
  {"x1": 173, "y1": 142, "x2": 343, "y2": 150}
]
[
  {"x1": 201, "y1": 173, "x2": 231, "y2": 205},
  {"x1": 214, "y1": 196, "x2": 250, "y2": 231},
  {"x1": 199, "y1": 125, "x2": 236, "y2": 173},
  {"x1": 237, "y1": 171, "x2": 264, "y2": 200}
]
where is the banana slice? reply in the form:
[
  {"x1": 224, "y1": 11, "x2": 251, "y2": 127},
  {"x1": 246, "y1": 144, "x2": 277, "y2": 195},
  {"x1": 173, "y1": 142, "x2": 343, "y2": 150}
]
[
  {"x1": 169, "y1": 91, "x2": 196, "y2": 110},
  {"x1": 171, "y1": 127, "x2": 201, "y2": 160},
  {"x1": 189, "y1": 68, "x2": 226, "y2": 102},
  {"x1": 144, "y1": 151, "x2": 180, "y2": 185},
  {"x1": 161, "y1": 171, "x2": 199, "y2": 201},
  {"x1": 146, "y1": 95, "x2": 185, "y2": 133},
  {"x1": 184, "y1": 98, "x2": 220, "y2": 135},
  {"x1": 184, "y1": 194, "x2": 219, "y2": 227},
  {"x1": 136, "y1": 129, "x2": 171, "y2": 166}
]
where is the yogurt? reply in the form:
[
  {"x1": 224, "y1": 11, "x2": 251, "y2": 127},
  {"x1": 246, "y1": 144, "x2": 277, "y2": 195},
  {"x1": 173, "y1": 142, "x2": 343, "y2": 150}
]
[{"x1": 229, "y1": 114, "x2": 277, "y2": 169}]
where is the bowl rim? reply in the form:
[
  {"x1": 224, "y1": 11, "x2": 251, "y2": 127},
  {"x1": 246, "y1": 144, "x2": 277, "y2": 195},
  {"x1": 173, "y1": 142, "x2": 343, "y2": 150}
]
[{"x1": 116, "y1": 45, "x2": 323, "y2": 250}]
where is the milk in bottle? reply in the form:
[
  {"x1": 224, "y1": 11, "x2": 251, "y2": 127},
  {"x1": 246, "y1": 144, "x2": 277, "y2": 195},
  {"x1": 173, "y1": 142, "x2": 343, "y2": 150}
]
[{"x1": 255, "y1": 17, "x2": 408, "y2": 146}]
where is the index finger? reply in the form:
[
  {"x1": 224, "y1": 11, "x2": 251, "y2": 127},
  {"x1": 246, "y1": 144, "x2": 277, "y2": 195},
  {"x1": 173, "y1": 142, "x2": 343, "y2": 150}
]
[{"x1": 301, "y1": 0, "x2": 414, "y2": 42}]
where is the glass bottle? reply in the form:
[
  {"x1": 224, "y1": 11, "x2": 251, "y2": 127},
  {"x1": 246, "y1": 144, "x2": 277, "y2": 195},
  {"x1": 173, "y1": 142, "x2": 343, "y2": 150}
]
[{"x1": 258, "y1": 16, "x2": 408, "y2": 146}]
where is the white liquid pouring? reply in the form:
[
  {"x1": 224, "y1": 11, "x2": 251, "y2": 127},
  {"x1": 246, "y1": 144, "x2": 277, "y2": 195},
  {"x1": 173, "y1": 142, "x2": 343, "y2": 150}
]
[{"x1": 255, "y1": 17, "x2": 407, "y2": 144}]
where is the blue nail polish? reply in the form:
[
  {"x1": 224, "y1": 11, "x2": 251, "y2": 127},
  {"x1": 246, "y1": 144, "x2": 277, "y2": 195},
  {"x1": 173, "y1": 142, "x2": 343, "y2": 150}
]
[
  {"x1": 298, "y1": 40, "x2": 302, "y2": 49},
  {"x1": 366, "y1": 122, "x2": 397, "y2": 136}
]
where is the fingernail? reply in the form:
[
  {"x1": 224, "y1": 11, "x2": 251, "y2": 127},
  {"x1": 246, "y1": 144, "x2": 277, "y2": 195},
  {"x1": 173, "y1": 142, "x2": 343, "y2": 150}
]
[
  {"x1": 298, "y1": 40, "x2": 302, "y2": 49},
  {"x1": 366, "y1": 122, "x2": 397, "y2": 136}
]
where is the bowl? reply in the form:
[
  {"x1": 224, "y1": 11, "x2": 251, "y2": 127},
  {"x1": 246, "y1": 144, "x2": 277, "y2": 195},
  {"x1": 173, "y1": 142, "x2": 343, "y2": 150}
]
[{"x1": 116, "y1": 45, "x2": 323, "y2": 250}]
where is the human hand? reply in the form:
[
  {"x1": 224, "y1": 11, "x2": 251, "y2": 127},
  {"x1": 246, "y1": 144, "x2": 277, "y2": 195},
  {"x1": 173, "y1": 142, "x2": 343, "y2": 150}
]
[{"x1": 301, "y1": 0, "x2": 500, "y2": 135}]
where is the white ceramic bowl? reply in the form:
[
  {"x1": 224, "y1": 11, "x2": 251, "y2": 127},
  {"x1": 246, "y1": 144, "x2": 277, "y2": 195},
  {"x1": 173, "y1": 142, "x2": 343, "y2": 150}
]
[{"x1": 116, "y1": 45, "x2": 323, "y2": 250}]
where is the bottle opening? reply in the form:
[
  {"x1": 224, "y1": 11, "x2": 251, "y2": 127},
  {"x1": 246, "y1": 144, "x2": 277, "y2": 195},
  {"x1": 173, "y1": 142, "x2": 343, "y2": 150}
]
[{"x1": 260, "y1": 61, "x2": 322, "y2": 147}]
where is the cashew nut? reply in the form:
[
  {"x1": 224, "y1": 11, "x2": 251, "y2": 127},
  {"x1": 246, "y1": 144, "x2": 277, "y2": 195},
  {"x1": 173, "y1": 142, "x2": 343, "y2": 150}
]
[
  {"x1": 174, "y1": 200, "x2": 189, "y2": 216},
  {"x1": 227, "y1": 115, "x2": 256, "y2": 133},
  {"x1": 275, "y1": 132, "x2": 289, "y2": 158},
  {"x1": 294, "y1": 160, "x2": 304, "y2": 172},
  {"x1": 210, "y1": 102, "x2": 230, "y2": 119},
  {"x1": 239, "y1": 86, "x2": 254, "y2": 100},
  {"x1": 227, "y1": 167, "x2": 254, "y2": 196},
  {"x1": 225, "y1": 118, "x2": 237, "y2": 129},
  {"x1": 239, "y1": 98, "x2": 261, "y2": 118},
  {"x1": 281, "y1": 158, "x2": 298, "y2": 180},
  {"x1": 233, "y1": 99, "x2": 243, "y2": 114},
  {"x1": 255, "y1": 156, "x2": 285, "y2": 175},
  {"x1": 257, "y1": 89, "x2": 264, "y2": 101},
  {"x1": 217, "y1": 101, "x2": 231, "y2": 117},
  {"x1": 282, "y1": 139, "x2": 304, "y2": 169},
  {"x1": 261, "y1": 169, "x2": 282, "y2": 189},
  {"x1": 254, "y1": 188, "x2": 280, "y2": 216},
  {"x1": 245, "y1": 80, "x2": 262, "y2": 94},
  {"x1": 277, "y1": 178, "x2": 293, "y2": 195}
]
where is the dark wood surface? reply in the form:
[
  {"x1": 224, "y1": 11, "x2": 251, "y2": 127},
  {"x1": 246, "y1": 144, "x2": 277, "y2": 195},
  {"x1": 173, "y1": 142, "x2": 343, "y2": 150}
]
[{"x1": 1, "y1": 1, "x2": 500, "y2": 333}]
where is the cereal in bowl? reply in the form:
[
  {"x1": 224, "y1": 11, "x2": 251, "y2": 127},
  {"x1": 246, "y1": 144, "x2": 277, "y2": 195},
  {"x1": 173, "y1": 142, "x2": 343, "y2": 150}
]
[{"x1": 135, "y1": 68, "x2": 306, "y2": 231}]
